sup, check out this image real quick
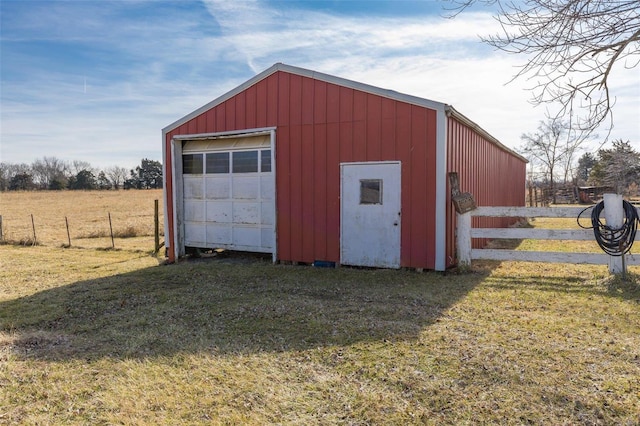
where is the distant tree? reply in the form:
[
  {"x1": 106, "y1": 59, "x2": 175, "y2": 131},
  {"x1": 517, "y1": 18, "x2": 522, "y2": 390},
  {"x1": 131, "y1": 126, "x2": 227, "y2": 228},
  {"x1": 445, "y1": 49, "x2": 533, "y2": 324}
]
[
  {"x1": 449, "y1": 0, "x2": 640, "y2": 136},
  {"x1": 9, "y1": 173, "x2": 35, "y2": 191},
  {"x1": 589, "y1": 140, "x2": 640, "y2": 195},
  {"x1": 1, "y1": 163, "x2": 32, "y2": 191},
  {"x1": 520, "y1": 119, "x2": 579, "y2": 204},
  {"x1": 48, "y1": 178, "x2": 66, "y2": 190},
  {"x1": 69, "y1": 160, "x2": 94, "y2": 176},
  {"x1": 69, "y1": 169, "x2": 97, "y2": 190},
  {"x1": 105, "y1": 165, "x2": 129, "y2": 189},
  {"x1": 0, "y1": 162, "x2": 12, "y2": 191},
  {"x1": 96, "y1": 171, "x2": 112, "y2": 190},
  {"x1": 125, "y1": 158, "x2": 163, "y2": 189},
  {"x1": 31, "y1": 156, "x2": 68, "y2": 189},
  {"x1": 576, "y1": 153, "x2": 598, "y2": 185}
]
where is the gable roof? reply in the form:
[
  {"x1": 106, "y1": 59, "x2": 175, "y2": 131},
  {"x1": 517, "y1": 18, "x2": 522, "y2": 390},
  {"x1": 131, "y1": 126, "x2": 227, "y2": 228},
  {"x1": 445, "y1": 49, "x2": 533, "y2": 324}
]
[{"x1": 164, "y1": 63, "x2": 527, "y2": 163}]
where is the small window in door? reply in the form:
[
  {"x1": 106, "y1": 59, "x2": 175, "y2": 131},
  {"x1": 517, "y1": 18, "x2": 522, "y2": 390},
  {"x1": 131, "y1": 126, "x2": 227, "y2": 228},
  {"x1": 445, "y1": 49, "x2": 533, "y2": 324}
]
[
  {"x1": 360, "y1": 179, "x2": 383, "y2": 205},
  {"x1": 232, "y1": 151, "x2": 258, "y2": 173},
  {"x1": 206, "y1": 152, "x2": 229, "y2": 174},
  {"x1": 183, "y1": 154, "x2": 203, "y2": 174}
]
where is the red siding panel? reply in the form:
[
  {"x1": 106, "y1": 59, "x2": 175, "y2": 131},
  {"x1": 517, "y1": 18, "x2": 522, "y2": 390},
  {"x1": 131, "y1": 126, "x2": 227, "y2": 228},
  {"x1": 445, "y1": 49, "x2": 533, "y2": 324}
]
[
  {"x1": 339, "y1": 121, "x2": 353, "y2": 162},
  {"x1": 327, "y1": 84, "x2": 340, "y2": 123},
  {"x1": 314, "y1": 80, "x2": 327, "y2": 124},
  {"x1": 290, "y1": 74, "x2": 302, "y2": 127},
  {"x1": 395, "y1": 102, "x2": 413, "y2": 266},
  {"x1": 278, "y1": 73, "x2": 290, "y2": 127},
  {"x1": 381, "y1": 98, "x2": 396, "y2": 159},
  {"x1": 409, "y1": 106, "x2": 429, "y2": 268},
  {"x1": 313, "y1": 124, "x2": 328, "y2": 260},
  {"x1": 339, "y1": 87, "x2": 353, "y2": 122},
  {"x1": 256, "y1": 79, "x2": 268, "y2": 128},
  {"x1": 245, "y1": 85, "x2": 257, "y2": 129},
  {"x1": 301, "y1": 124, "x2": 315, "y2": 262},
  {"x1": 366, "y1": 95, "x2": 382, "y2": 160},
  {"x1": 216, "y1": 103, "x2": 225, "y2": 131},
  {"x1": 302, "y1": 78, "x2": 314, "y2": 125},
  {"x1": 225, "y1": 98, "x2": 235, "y2": 129},
  {"x1": 326, "y1": 121, "x2": 341, "y2": 258},
  {"x1": 288, "y1": 124, "x2": 303, "y2": 260},
  {"x1": 276, "y1": 126, "x2": 291, "y2": 261},
  {"x1": 235, "y1": 91, "x2": 246, "y2": 129},
  {"x1": 267, "y1": 74, "x2": 278, "y2": 125}
]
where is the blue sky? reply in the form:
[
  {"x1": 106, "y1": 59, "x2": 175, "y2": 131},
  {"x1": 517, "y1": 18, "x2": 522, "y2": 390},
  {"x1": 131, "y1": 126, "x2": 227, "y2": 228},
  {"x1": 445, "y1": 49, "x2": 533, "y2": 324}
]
[{"x1": 1, "y1": 0, "x2": 638, "y2": 170}]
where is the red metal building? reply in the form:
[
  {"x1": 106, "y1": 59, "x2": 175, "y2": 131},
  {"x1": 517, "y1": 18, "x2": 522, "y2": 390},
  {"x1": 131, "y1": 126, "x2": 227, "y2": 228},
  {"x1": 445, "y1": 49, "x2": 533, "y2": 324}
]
[{"x1": 162, "y1": 63, "x2": 526, "y2": 270}]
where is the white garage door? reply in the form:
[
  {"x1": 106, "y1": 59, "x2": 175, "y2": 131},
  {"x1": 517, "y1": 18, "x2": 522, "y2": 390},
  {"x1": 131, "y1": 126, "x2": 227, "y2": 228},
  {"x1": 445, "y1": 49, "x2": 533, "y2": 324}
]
[{"x1": 181, "y1": 134, "x2": 275, "y2": 253}]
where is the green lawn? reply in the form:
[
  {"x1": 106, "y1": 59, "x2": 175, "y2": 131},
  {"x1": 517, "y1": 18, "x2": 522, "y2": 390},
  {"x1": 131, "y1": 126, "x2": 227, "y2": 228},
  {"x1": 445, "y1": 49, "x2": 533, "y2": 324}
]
[{"x1": 1, "y1": 244, "x2": 639, "y2": 424}]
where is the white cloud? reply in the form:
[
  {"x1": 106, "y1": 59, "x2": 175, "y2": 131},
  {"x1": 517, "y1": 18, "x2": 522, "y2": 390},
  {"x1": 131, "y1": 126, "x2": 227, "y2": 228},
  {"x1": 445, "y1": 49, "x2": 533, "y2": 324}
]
[{"x1": 1, "y1": 0, "x2": 638, "y2": 171}]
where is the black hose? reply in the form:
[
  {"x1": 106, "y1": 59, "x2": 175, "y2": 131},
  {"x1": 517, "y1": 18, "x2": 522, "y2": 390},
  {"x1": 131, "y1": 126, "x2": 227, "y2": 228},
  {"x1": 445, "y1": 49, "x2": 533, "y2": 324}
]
[{"x1": 577, "y1": 200, "x2": 639, "y2": 256}]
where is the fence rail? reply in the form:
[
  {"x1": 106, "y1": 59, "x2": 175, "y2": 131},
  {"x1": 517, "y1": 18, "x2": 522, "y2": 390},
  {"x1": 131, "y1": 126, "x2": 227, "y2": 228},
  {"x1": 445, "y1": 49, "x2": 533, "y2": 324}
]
[{"x1": 457, "y1": 204, "x2": 640, "y2": 271}]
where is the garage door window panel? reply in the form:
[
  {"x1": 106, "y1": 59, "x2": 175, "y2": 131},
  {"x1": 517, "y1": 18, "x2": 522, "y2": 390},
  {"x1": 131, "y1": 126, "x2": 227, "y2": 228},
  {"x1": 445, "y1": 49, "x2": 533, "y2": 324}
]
[
  {"x1": 261, "y1": 150, "x2": 272, "y2": 172},
  {"x1": 206, "y1": 152, "x2": 230, "y2": 174},
  {"x1": 232, "y1": 151, "x2": 258, "y2": 173},
  {"x1": 183, "y1": 154, "x2": 203, "y2": 174}
]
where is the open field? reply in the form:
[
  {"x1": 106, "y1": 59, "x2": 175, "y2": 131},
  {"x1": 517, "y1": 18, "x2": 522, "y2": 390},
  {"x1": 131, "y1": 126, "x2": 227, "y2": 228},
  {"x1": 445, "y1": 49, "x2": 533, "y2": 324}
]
[
  {"x1": 1, "y1": 191, "x2": 639, "y2": 424},
  {"x1": 0, "y1": 189, "x2": 163, "y2": 251}
]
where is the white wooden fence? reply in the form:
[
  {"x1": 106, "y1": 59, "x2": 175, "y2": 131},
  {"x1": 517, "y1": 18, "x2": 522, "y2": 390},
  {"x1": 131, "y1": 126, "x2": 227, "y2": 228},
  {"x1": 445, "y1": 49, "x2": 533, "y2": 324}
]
[{"x1": 457, "y1": 203, "x2": 640, "y2": 273}]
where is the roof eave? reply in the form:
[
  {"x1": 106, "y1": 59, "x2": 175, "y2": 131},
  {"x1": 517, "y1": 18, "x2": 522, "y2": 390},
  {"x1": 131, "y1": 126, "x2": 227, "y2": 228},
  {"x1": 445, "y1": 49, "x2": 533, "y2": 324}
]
[{"x1": 445, "y1": 105, "x2": 529, "y2": 163}]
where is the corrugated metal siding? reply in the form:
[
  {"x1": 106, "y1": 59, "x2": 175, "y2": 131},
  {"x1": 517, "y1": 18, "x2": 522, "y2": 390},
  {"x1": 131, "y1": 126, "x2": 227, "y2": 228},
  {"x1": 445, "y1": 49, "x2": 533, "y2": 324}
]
[
  {"x1": 166, "y1": 70, "x2": 439, "y2": 268},
  {"x1": 445, "y1": 116, "x2": 527, "y2": 267}
]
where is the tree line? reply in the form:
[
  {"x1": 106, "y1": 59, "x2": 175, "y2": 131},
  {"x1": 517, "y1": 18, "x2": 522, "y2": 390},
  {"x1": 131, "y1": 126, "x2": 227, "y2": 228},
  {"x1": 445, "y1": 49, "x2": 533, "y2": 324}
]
[
  {"x1": 0, "y1": 157, "x2": 163, "y2": 191},
  {"x1": 520, "y1": 119, "x2": 639, "y2": 203}
]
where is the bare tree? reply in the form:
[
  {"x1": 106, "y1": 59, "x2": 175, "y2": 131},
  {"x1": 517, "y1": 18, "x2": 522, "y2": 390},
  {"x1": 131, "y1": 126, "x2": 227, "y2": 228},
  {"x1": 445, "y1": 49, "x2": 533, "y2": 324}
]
[
  {"x1": 69, "y1": 160, "x2": 95, "y2": 176},
  {"x1": 0, "y1": 162, "x2": 31, "y2": 191},
  {"x1": 31, "y1": 156, "x2": 69, "y2": 189},
  {"x1": 559, "y1": 126, "x2": 596, "y2": 184},
  {"x1": 449, "y1": 0, "x2": 640, "y2": 135},
  {"x1": 105, "y1": 165, "x2": 129, "y2": 189},
  {"x1": 520, "y1": 119, "x2": 572, "y2": 204}
]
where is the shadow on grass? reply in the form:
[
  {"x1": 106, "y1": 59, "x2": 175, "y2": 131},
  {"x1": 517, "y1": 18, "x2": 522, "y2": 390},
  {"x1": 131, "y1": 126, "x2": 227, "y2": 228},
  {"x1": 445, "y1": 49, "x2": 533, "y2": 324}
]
[
  {"x1": 477, "y1": 266, "x2": 640, "y2": 301},
  {"x1": 0, "y1": 255, "x2": 488, "y2": 361}
]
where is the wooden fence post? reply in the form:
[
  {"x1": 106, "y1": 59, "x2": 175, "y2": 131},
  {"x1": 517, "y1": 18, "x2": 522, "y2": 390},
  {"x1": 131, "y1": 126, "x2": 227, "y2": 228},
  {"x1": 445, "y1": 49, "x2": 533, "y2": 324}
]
[
  {"x1": 31, "y1": 214, "x2": 37, "y2": 245},
  {"x1": 457, "y1": 211, "x2": 472, "y2": 267},
  {"x1": 65, "y1": 216, "x2": 71, "y2": 247},
  {"x1": 108, "y1": 212, "x2": 115, "y2": 249},
  {"x1": 603, "y1": 193, "x2": 626, "y2": 276}
]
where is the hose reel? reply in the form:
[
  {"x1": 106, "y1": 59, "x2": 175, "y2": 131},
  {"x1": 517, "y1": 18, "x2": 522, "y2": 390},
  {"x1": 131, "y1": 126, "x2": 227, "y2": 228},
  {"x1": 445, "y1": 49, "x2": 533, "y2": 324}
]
[{"x1": 578, "y1": 198, "x2": 639, "y2": 256}]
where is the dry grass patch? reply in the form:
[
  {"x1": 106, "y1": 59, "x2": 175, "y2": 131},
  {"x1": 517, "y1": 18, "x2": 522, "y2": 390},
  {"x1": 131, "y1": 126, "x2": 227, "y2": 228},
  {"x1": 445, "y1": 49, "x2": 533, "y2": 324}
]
[
  {"x1": 1, "y1": 244, "x2": 639, "y2": 424},
  {"x1": 0, "y1": 190, "x2": 163, "y2": 249}
]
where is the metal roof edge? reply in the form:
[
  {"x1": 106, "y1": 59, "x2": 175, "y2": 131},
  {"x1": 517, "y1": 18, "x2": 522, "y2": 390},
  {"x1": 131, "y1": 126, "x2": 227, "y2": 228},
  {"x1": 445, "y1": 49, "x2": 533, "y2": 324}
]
[{"x1": 445, "y1": 106, "x2": 529, "y2": 163}]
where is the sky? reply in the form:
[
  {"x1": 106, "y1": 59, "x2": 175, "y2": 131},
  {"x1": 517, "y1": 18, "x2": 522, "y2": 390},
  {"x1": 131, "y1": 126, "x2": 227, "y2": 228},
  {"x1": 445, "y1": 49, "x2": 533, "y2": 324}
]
[{"x1": 1, "y1": 0, "x2": 639, "y2": 171}]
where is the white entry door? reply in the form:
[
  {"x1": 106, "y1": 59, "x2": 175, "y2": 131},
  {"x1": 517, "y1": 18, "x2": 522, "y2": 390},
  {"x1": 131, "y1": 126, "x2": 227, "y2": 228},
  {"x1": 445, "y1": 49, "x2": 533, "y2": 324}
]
[{"x1": 340, "y1": 162, "x2": 401, "y2": 268}]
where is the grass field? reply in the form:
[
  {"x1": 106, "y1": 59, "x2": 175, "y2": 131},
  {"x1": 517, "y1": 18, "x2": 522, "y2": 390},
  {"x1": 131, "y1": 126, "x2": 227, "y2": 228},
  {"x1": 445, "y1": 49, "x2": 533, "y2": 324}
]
[
  {"x1": 1, "y1": 191, "x2": 639, "y2": 424},
  {"x1": 0, "y1": 189, "x2": 163, "y2": 250}
]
